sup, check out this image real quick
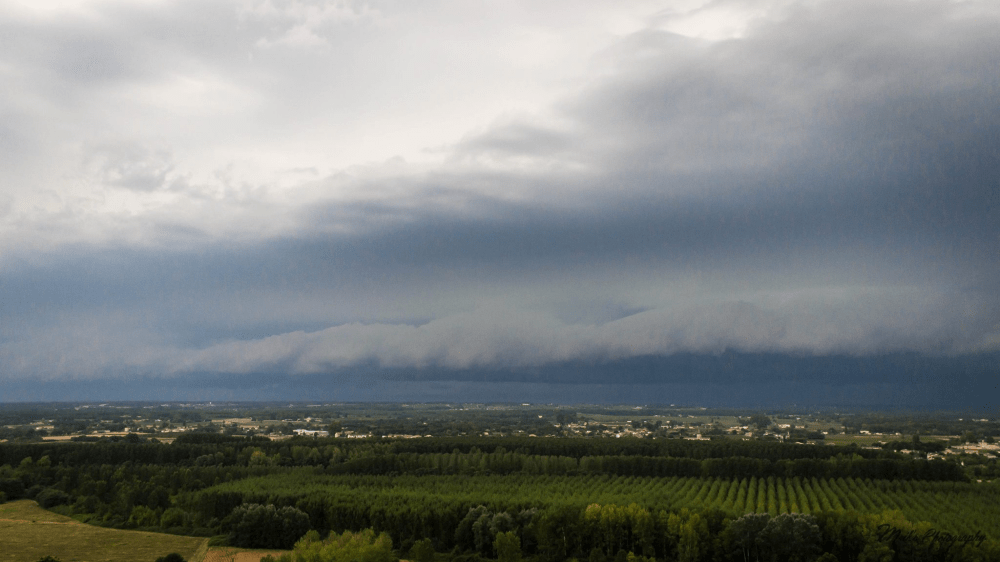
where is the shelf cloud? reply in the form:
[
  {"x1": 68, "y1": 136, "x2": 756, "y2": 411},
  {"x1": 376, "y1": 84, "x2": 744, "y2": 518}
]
[{"x1": 1, "y1": 0, "x2": 998, "y2": 406}]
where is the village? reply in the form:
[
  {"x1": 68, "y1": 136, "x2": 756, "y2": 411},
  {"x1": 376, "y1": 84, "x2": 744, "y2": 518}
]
[{"x1": 2, "y1": 403, "x2": 997, "y2": 469}]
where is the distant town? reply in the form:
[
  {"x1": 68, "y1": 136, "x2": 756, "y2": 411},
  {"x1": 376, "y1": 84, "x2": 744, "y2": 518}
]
[{"x1": 2, "y1": 402, "x2": 997, "y2": 481}]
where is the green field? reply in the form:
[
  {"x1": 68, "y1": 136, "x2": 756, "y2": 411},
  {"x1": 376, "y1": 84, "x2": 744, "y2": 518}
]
[
  {"x1": 2, "y1": 423, "x2": 997, "y2": 562},
  {"x1": 0, "y1": 500, "x2": 208, "y2": 562},
  {"x1": 191, "y1": 471, "x2": 1000, "y2": 542},
  {"x1": 824, "y1": 434, "x2": 901, "y2": 446}
]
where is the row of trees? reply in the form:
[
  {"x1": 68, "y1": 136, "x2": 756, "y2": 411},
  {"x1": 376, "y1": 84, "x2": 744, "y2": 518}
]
[
  {"x1": 0, "y1": 437, "x2": 967, "y2": 484},
  {"x1": 219, "y1": 500, "x2": 995, "y2": 562},
  {"x1": 181, "y1": 471, "x2": 998, "y2": 546},
  {"x1": 328, "y1": 449, "x2": 965, "y2": 481}
]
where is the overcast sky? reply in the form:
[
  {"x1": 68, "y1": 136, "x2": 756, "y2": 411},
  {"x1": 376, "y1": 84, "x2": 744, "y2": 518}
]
[{"x1": 2, "y1": 0, "x2": 998, "y2": 406}]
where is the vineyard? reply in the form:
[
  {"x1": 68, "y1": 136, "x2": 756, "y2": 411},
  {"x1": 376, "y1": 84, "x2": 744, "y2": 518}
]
[{"x1": 186, "y1": 471, "x2": 1000, "y2": 543}]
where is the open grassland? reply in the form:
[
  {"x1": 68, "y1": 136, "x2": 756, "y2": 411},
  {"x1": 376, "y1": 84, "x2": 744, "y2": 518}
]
[
  {"x1": 203, "y1": 547, "x2": 287, "y2": 562},
  {"x1": 0, "y1": 500, "x2": 208, "y2": 562},
  {"x1": 823, "y1": 433, "x2": 893, "y2": 446}
]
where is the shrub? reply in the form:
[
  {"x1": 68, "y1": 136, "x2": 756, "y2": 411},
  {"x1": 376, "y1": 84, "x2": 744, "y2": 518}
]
[
  {"x1": 35, "y1": 488, "x2": 71, "y2": 508},
  {"x1": 128, "y1": 505, "x2": 161, "y2": 528},
  {"x1": 160, "y1": 507, "x2": 190, "y2": 528},
  {"x1": 410, "y1": 538, "x2": 435, "y2": 562},
  {"x1": 0, "y1": 478, "x2": 25, "y2": 499},
  {"x1": 495, "y1": 531, "x2": 522, "y2": 562},
  {"x1": 284, "y1": 528, "x2": 395, "y2": 562},
  {"x1": 226, "y1": 503, "x2": 311, "y2": 549}
]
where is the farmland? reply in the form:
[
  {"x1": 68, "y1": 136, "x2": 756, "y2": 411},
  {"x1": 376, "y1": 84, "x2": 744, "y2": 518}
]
[
  {"x1": 190, "y1": 472, "x2": 999, "y2": 542},
  {"x1": 1, "y1": 403, "x2": 999, "y2": 562}
]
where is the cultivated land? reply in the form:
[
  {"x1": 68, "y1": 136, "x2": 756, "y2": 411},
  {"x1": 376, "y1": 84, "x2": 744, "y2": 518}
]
[
  {"x1": 0, "y1": 500, "x2": 208, "y2": 562},
  {"x1": 1, "y1": 403, "x2": 998, "y2": 562},
  {"x1": 199, "y1": 471, "x2": 1000, "y2": 542},
  {"x1": 203, "y1": 547, "x2": 286, "y2": 562}
]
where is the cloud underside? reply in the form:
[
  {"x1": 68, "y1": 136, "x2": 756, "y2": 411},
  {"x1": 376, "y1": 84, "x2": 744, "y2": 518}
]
[
  {"x1": 1, "y1": 0, "x2": 999, "y2": 392},
  {"x1": 4, "y1": 289, "x2": 998, "y2": 380}
]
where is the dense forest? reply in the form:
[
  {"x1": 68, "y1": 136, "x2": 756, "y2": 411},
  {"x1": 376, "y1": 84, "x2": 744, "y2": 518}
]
[{"x1": 1, "y1": 433, "x2": 997, "y2": 562}]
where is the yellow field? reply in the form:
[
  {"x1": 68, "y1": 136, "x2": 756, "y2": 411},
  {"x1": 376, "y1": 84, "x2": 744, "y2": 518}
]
[
  {"x1": 822, "y1": 433, "x2": 890, "y2": 446},
  {"x1": 0, "y1": 500, "x2": 208, "y2": 562},
  {"x1": 203, "y1": 547, "x2": 286, "y2": 562}
]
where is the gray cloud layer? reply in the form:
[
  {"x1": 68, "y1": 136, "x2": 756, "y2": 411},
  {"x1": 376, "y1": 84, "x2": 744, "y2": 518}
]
[{"x1": 1, "y1": 0, "x2": 998, "y2": 394}]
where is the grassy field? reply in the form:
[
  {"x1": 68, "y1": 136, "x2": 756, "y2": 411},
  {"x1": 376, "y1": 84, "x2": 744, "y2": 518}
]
[
  {"x1": 203, "y1": 547, "x2": 287, "y2": 562},
  {"x1": 0, "y1": 500, "x2": 208, "y2": 562},
  {"x1": 823, "y1": 433, "x2": 889, "y2": 446}
]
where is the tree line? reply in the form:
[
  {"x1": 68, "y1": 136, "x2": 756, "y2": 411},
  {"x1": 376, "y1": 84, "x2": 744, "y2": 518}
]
[{"x1": 0, "y1": 435, "x2": 965, "y2": 481}]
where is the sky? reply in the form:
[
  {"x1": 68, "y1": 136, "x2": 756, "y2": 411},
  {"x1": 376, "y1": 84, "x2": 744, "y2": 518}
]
[{"x1": 1, "y1": 0, "x2": 998, "y2": 409}]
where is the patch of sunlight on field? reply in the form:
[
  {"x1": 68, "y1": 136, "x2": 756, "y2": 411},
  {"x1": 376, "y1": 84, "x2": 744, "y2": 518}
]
[
  {"x1": 823, "y1": 434, "x2": 886, "y2": 447},
  {"x1": 0, "y1": 500, "x2": 208, "y2": 562},
  {"x1": 204, "y1": 547, "x2": 288, "y2": 562},
  {"x1": 0, "y1": 500, "x2": 78, "y2": 523}
]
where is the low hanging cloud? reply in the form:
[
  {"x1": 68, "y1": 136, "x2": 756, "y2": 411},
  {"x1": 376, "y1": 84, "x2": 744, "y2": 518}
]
[
  {"x1": 0, "y1": 0, "x2": 998, "y2": 400},
  {"x1": 173, "y1": 288, "x2": 999, "y2": 378}
]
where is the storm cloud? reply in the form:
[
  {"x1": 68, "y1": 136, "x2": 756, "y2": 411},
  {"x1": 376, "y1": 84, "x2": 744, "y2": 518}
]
[{"x1": 1, "y1": 0, "x2": 997, "y2": 406}]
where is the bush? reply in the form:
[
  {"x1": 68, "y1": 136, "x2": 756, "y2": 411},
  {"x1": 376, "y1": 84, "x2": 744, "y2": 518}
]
[
  {"x1": 285, "y1": 528, "x2": 395, "y2": 562},
  {"x1": 155, "y1": 554, "x2": 186, "y2": 562},
  {"x1": 495, "y1": 531, "x2": 522, "y2": 562},
  {"x1": 0, "y1": 478, "x2": 25, "y2": 499},
  {"x1": 128, "y1": 505, "x2": 161, "y2": 528},
  {"x1": 410, "y1": 538, "x2": 435, "y2": 562},
  {"x1": 226, "y1": 503, "x2": 311, "y2": 549},
  {"x1": 35, "y1": 488, "x2": 71, "y2": 508},
  {"x1": 160, "y1": 507, "x2": 190, "y2": 528}
]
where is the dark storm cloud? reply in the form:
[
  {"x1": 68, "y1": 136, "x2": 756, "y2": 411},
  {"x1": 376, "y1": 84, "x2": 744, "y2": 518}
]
[{"x1": 1, "y1": 0, "x2": 998, "y2": 401}]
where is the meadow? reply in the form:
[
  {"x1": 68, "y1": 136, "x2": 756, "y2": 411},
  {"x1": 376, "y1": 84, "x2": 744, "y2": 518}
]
[{"x1": 0, "y1": 500, "x2": 207, "y2": 562}]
